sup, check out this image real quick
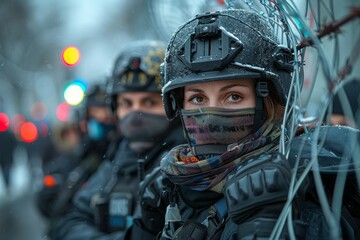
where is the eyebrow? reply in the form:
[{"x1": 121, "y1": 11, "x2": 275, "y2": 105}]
[
  {"x1": 184, "y1": 88, "x2": 203, "y2": 93},
  {"x1": 140, "y1": 96, "x2": 158, "y2": 102},
  {"x1": 219, "y1": 83, "x2": 251, "y2": 92},
  {"x1": 119, "y1": 95, "x2": 160, "y2": 103},
  {"x1": 185, "y1": 83, "x2": 251, "y2": 93}
]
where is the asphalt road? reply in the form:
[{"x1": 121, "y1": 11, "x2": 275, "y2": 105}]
[{"x1": 0, "y1": 149, "x2": 48, "y2": 240}]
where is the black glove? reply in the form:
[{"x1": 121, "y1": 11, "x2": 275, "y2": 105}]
[
  {"x1": 138, "y1": 167, "x2": 168, "y2": 235},
  {"x1": 36, "y1": 185, "x2": 60, "y2": 218},
  {"x1": 225, "y1": 154, "x2": 293, "y2": 239}
]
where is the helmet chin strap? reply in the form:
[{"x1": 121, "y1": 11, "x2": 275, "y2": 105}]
[{"x1": 252, "y1": 81, "x2": 269, "y2": 133}]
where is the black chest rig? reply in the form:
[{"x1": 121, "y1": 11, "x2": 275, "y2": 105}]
[
  {"x1": 93, "y1": 139, "x2": 167, "y2": 233},
  {"x1": 160, "y1": 185, "x2": 228, "y2": 240},
  {"x1": 93, "y1": 163, "x2": 139, "y2": 233}
]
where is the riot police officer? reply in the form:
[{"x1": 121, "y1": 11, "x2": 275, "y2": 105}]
[
  {"x1": 52, "y1": 40, "x2": 185, "y2": 240},
  {"x1": 130, "y1": 9, "x2": 360, "y2": 240},
  {"x1": 37, "y1": 81, "x2": 117, "y2": 222}
]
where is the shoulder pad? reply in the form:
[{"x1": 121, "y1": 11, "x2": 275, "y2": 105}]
[
  {"x1": 288, "y1": 126, "x2": 360, "y2": 174},
  {"x1": 225, "y1": 154, "x2": 292, "y2": 223}
]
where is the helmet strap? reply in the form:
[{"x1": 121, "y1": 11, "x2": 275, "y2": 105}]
[{"x1": 252, "y1": 81, "x2": 269, "y2": 133}]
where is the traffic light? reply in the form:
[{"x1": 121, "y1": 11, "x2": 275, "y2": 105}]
[{"x1": 62, "y1": 46, "x2": 81, "y2": 67}]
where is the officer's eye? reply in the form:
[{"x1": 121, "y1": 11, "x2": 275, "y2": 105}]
[
  {"x1": 118, "y1": 99, "x2": 132, "y2": 108},
  {"x1": 189, "y1": 95, "x2": 207, "y2": 105},
  {"x1": 226, "y1": 93, "x2": 242, "y2": 103},
  {"x1": 143, "y1": 98, "x2": 159, "y2": 107},
  {"x1": 144, "y1": 99, "x2": 155, "y2": 107}
]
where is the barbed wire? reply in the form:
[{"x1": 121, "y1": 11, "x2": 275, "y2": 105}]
[{"x1": 225, "y1": 1, "x2": 360, "y2": 239}]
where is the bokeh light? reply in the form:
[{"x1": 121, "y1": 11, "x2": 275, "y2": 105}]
[
  {"x1": 20, "y1": 121, "x2": 38, "y2": 143},
  {"x1": 64, "y1": 83, "x2": 85, "y2": 106},
  {"x1": 43, "y1": 175, "x2": 57, "y2": 188},
  {"x1": 31, "y1": 102, "x2": 48, "y2": 120},
  {"x1": 61, "y1": 46, "x2": 81, "y2": 67},
  {"x1": 72, "y1": 78, "x2": 88, "y2": 92},
  {"x1": 0, "y1": 113, "x2": 10, "y2": 132},
  {"x1": 56, "y1": 102, "x2": 70, "y2": 122}
]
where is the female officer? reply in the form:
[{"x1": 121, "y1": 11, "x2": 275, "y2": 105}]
[
  {"x1": 131, "y1": 8, "x2": 359, "y2": 240},
  {"x1": 129, "y1": 8, "x2": 294, "y2": 240},
  {"x1": 159, "y1": 8, "x2": 293, "y2": 239}
]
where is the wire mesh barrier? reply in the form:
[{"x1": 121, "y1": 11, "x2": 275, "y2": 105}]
[{"x1": 229, "y1": 1, "x2": 360, "y2": 239}]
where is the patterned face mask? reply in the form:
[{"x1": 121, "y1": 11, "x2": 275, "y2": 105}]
[
  {"x1": 180, "y1": 107, "x2": 255, "y2": 146},
  {"x1": 119, "y1": 111, "x2": 170, "y2": 142}
]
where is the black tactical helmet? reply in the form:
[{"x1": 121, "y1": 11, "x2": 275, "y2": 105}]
[
  {"x1": 162, "y1": 9, "x2": 294, "y2": 120},
  {"x1": 86, "y1": 82, "x2": 108, "y2": 108},
  {"x1": 84, "y1": 81, "x2": 109, "y2": 119},
  {"x1": 110, "y1": 40, "x2": 166, "y2": 112}
]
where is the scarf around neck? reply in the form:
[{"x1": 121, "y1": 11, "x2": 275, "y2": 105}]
[{"x1": 160, "y1": 120, "x2": 281, "y2": 193}]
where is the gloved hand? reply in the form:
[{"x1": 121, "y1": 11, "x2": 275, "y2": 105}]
[
  {"x1": 36, "y1": 185, "x2": 60, "y2": 218},
  {"x1": 138, "y1": 167, "x2": 168, "y2": 235},
  {"x1": 225, "y1": 154, "x2": 293, "y2": 239}
]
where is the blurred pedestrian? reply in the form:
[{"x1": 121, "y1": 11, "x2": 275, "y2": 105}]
[
  {"x1": 0, "y1": 98, "x2": 18, "y2": 186},
  {"x1": 0, "y1": 128, "x2": 17, "y2": 186}
]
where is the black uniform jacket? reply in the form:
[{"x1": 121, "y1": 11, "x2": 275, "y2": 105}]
[{"x1": 52, "y1": 125, "x2": 185, "y2": 240}]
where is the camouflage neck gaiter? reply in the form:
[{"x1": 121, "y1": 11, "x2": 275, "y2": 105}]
[
  {"x1": 180, "y1": 107, "x2": 255, "y2": 146},
  {"x1": 119, "y1": 111, "x2": 170, "y2": 143}
]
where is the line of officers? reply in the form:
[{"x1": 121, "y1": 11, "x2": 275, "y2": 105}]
[
  {"x1": 37, "y1": 9, "x2": 360, "y2": 240},
  {"x1": 37, "y1": 40, "x2": 185, "y2": 239}
]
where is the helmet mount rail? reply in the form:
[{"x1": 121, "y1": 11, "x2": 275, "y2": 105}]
[
  {"x1": 177, "y1": 11, "x2": 244, "y2": 72},
  {"x1": 109, "y1": 40, "x2": 166, "y2": 112}
]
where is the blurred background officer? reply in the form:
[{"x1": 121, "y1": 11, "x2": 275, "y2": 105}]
[
  {"x1": 36, "y1": 80, "x2": 117, "y2": 236},
  {"x1": 52, "y1": 40, "x2": 185, "y2": 240},
  {"x1": 330, "y1": 79, "x2": 360, "y2": 128},
  {"x1": 40, "y1": 120, "x2": 82, "y2": 169}
]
